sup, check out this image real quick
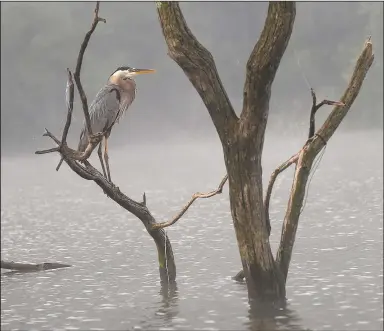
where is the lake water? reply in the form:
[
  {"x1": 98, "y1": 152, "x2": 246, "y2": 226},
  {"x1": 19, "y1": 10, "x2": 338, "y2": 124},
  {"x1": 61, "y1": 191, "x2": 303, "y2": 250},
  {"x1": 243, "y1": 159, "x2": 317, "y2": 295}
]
[{"x1": 1, "y1": 131, "x2": 383, "y2": 330}]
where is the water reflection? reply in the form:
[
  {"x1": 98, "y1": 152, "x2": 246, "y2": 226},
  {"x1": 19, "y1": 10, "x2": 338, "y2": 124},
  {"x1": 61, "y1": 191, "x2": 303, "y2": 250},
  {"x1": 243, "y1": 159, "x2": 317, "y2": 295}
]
[
  {"x1": 136, "y1": 282, "x2": 179, "y2": 330},
  {"x1": 246, "y1": 299, "x2": 309, "y2": 331},
  {"x1": 157, "y1": 282, "x2": 179, "y2": 323}
]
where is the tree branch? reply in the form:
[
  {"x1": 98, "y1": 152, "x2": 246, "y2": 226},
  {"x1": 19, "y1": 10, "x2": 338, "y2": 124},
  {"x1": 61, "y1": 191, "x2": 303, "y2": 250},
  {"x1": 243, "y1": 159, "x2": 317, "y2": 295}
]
[
  {"x1": 310, "y1": 37, "x2": 374, "y2": 154},
  {"x1": 264, "y1": 153, "x2": 299, "y2": 236},
  {"x1": 242, "y1": 2, "x2": 296, "y2": 126},
  {"x1": 276, "y1": 38, "x2": 375, "y2": 282},
  {"x1": 157, "y1": 2, "x2": 238, "y2": 142},
  {"x1": 74, "y1": 1, "x2": 106, "y2": 135},
  {"x1": 152, "y1": 174, "x2": 228, "y2": 230}
]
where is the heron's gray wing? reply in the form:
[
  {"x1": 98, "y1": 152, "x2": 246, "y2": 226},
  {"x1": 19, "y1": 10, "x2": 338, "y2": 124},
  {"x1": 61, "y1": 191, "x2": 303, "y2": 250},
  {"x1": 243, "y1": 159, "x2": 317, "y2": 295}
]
[
  {"x1": 88, "y1": 86, "x2": 121, "y2": 134},
  {"x1": 78, "y1": 86, "x2": 121, "y2": 151}
]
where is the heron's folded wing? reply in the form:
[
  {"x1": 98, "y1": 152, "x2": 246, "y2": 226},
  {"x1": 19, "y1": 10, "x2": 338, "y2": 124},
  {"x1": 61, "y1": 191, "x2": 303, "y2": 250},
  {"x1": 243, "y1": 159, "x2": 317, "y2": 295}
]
[{"x1": 88, "y1": 86, "x2": 121, "y2": 134}]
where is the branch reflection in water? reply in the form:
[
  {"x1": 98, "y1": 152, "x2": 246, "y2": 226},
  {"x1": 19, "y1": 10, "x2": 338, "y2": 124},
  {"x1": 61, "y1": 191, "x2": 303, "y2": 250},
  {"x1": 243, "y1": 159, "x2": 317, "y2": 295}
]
[{"x1": 137, "y1": 282, "x2": 179, "y2": 329}]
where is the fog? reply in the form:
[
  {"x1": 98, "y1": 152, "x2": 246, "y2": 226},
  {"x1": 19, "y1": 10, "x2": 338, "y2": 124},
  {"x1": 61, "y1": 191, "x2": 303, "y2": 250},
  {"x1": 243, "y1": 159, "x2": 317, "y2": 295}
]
[
  {"x1": 1, "y1": 2, "x2": 383, "y2": 156},
  {"x1": 1, "y1": 3, "x2": 383, "y2": 330}
]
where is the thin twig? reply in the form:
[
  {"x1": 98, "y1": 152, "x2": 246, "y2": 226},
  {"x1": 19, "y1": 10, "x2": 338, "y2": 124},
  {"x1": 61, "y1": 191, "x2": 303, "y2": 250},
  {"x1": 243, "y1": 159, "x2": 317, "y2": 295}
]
[
  {"x1": 264, "y1": 153, "x2": 299, "y2": 236},
  {"x1": 308, "y1": 88, "x2": 345, "y2": 139},
  {"x1": 151, "y1": 174, "x2": 228, "y2": 230},
  {"x1": 73, "y1": 1, "x2": 106, "y2": 135}
]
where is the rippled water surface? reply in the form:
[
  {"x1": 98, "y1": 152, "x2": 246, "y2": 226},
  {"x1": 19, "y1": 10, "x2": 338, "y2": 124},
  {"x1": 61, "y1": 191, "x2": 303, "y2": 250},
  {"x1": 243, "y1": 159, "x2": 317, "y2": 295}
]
[{"x1": 1, "y1": 132, "x2": 383, "y2": 330}]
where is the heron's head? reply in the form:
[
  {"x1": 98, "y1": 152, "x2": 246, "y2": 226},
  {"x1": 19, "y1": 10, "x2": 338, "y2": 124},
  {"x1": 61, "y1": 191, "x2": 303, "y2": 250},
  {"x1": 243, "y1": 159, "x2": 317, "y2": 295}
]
[{"x1": 109, "y1": 66, "x2": 155, "y2": 86}]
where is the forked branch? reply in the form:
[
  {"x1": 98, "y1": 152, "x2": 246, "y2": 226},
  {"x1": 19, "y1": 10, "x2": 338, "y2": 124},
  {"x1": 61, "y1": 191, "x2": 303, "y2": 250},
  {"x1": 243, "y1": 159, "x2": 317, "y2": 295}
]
[{"x1": 152, "y1": 174, "x2": 228, "y2": 230}]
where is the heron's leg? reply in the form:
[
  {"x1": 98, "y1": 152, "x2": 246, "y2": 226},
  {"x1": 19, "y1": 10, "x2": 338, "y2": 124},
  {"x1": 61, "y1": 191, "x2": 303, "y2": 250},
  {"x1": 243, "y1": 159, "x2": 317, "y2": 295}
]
[
  {"x1": 97, "y1": 139, "x2": 108, "y2": 180},
  {"x1": 104, "y1": 136, "x2": 112, "y2": 182}
]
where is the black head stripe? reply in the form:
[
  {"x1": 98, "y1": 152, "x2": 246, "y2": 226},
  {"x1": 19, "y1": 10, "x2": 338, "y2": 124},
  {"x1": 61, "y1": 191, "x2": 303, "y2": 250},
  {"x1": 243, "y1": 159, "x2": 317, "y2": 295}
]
[{"x1": 111, "y1": 66, "x2": 133, "y2": 76}]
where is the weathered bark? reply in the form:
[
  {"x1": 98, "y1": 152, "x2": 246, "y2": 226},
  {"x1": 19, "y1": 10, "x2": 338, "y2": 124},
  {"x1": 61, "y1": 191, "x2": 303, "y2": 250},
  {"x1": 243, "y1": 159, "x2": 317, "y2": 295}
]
[
  {"x1": 1, "y1": 260, "x2": 71, "y2": 272},
  {"x1": 276, "y1": 39, "x2": 374, "y2": 282},
  {"x1": 158, "y1": 1, "x2": 296, "y2": 300}
]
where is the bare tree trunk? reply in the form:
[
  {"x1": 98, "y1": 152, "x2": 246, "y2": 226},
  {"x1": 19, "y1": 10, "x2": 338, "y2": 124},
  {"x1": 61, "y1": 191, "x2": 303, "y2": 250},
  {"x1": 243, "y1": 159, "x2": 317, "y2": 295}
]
[{"x1": 224, "y1": 136, "x2": 285, "y2": 299}]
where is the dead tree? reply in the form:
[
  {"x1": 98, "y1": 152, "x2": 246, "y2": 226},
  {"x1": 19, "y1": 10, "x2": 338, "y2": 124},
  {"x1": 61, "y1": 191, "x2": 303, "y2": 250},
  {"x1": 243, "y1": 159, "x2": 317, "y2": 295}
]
[
  {"x1": 157, "y1": 1, "x2": 374, "y2": 300},
  {"x1": 30, "y1": 2, "x2": 229, "y2": 283}
]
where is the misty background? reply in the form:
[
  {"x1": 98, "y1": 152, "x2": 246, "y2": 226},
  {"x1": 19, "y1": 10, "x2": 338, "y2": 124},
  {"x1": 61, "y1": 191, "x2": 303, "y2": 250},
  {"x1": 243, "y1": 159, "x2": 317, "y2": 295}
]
[
  {"x1": 1, "y1": 3, "x2": 383, "y2": 330},
  {"x1": 1, "y1": 2, "x2": 383, "y2": 156}
]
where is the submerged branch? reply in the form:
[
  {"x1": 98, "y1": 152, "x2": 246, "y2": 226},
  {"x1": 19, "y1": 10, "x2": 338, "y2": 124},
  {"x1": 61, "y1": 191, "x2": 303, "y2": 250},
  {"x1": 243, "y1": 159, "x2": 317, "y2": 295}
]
[{"x1": 1, "y1": 260, "x2": 71, "y2": 272}]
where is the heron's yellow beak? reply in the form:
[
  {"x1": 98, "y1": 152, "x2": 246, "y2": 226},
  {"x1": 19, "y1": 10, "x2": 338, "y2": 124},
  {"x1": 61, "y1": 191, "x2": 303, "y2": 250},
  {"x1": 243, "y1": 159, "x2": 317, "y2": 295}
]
[{"x1": 132, "y1": 69, "x2": 156, "y2": 75}]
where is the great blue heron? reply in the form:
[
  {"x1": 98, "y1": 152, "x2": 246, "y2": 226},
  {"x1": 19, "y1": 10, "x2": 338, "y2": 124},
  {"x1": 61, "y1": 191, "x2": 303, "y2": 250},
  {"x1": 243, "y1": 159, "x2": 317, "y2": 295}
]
[{"x1": 77, "y1": 66, "x2": 155, "y2": 182}]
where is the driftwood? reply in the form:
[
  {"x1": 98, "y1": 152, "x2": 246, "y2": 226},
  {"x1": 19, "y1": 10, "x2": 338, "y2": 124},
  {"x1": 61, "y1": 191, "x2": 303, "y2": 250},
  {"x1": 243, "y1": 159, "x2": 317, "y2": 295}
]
[{"x1": 1, "y1": 260, "x2": 71, "y2": 272}]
